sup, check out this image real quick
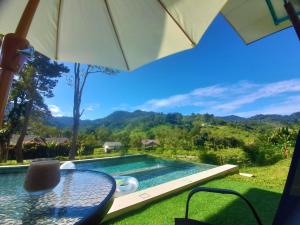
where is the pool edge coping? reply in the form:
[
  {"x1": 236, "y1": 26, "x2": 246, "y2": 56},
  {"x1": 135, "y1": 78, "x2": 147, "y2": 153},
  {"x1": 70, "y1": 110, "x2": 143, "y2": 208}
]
[
  {"x1": 0, "y1": 154, "x2": 145, "y2": 169},
  {"x1": 103, "y1": 164, "x2": 238, "y2": 222}
]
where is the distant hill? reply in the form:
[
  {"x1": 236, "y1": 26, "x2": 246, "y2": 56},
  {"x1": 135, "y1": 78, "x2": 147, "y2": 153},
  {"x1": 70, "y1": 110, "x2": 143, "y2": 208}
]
[
  {"x1": 247, "y1": 112, "x2": 300, "y2": 124},
  {"x1": 92, "y1": 110, "x2": 160, "y2": 128},
  {"x1": 47, "y1": 116, "x2": 94, "y2": 128},
  {"x1": 47, "y1": 110, "x2": 164, "y2": 129},
  {"x1": 47, "y1": 110, "x2": 300, "y2": 129},
  {"x1": 219, "y1": 115, "x2": 246, "y2": 122}
]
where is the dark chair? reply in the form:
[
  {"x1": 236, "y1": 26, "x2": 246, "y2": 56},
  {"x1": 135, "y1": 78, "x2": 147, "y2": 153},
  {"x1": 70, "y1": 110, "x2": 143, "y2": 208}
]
[
  {"x1": 175, "y1": 131, "x2": 300, "y2": 225},
  {"x1": 175, "y1": 187, "x2": 263, "y2": 225},
  {"x1": 272, "y1": 130, "x2": 300, "y2": 225}
]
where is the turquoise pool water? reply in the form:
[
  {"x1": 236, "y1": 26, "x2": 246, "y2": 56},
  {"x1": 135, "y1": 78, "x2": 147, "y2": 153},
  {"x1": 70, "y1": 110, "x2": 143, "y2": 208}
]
[
  {"x1": 75, "y1": 155, "x2": 215, "y2": 190},
  {"x1": 0, "y1": 156, "x2": 215, "y2": 224},
  {"x1": 0, "y1": 155, "x2": 215, "y2": 192}
]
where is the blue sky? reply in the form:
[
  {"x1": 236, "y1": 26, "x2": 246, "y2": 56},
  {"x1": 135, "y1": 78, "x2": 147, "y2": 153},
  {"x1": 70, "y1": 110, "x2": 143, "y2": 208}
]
[{"x1": 46, "y1": 15, "x2": 300, "y2": 119}]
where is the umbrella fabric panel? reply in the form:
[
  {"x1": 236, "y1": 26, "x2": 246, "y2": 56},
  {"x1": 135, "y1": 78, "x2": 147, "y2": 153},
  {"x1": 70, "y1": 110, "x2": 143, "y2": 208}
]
[
  {"x1": 222, "y1": 0, "x2": 291, "y2": 44},
  {"x1": 0, "y1": 0, "x2": 227, "y2": 71},
  {"x1": 57, "y1": 0, "x2": 128, "y2": 71},
  {"x1": 162, "y1": 0, "x2": 227, "y2": 45},
  {"x1": 266, "y1": 0, "x2": 300, "y2": 25},
  {"x1": 0, "y1": 0, "x2": 128, "y2": 70},
  {"x1": 107, "y1": 0, "x2": 194, "y2": 71},
  {"x1": 106, "y1": 0, "x2": 227, "y2": 70}
]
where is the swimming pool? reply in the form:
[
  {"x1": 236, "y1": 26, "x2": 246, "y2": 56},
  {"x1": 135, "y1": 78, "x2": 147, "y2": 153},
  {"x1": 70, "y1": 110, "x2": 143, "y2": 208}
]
[
  {"x1": 0, "y1": 155, "x2": 223, "y2": 224},
  {"x1": 0, "y1": 155, "x2": 215, "y2": 192},
  {"x1": 75, "y1": 155, "x2": 216, "y2": 190}
]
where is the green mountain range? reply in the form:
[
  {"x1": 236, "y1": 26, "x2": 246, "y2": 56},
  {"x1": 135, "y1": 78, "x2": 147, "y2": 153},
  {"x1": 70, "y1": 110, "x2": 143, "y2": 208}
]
[{"x1": 47, "y1": 110, "x2": 300, "y2": 129}]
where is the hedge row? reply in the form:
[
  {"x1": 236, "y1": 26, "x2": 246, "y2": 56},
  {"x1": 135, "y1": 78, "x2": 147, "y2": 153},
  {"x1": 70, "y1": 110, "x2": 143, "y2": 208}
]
[{"x1": 8, "y1": 142, "x2": 94, "y2": 160}]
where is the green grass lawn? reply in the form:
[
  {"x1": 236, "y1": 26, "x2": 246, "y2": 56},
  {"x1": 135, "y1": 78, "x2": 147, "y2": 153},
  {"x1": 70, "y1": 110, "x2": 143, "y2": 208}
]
[
  {"x1": 105, "y1": 160, "x2": 290, "y2": 225},
  {"x1": 0, "y1": 159, "x2": 32, "y2": 166}
]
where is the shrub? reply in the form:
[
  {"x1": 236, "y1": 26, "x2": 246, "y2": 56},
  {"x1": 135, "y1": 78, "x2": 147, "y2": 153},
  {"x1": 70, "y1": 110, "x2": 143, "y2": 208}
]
[
  {"x1": 243, "y1": 138, "x2": 283, "y2": 166},
  {"x1": 78, "y1": 144, "x2": 94, "y2": 156},
  {"x1": 199, "y1": 148, "x2": 248, "y2": 166},
  {"x1": 8, "y1": 142, "x2": 70, "y2": 160},
  {"x1": 199, "y1": 151, "x2": 220, "y2": 165}
]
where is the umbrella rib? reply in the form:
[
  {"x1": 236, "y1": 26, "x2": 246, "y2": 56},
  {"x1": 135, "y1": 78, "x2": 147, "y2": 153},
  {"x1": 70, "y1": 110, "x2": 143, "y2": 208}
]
[
  {"x1": 104, "y1": 0, "x2": 130, "y2": 71},
  {"x1": 55, "y1": 0, "x2": 62, "y2": 60},
  {"x1": 157, "y1": 0, "x2": 196, "y2": 47}
]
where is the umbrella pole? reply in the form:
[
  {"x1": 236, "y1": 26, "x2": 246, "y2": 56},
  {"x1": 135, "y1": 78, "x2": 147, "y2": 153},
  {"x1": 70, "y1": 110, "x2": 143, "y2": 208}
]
[{"x1": 0, "y1": 0, "x2": 40, "y2": 127}]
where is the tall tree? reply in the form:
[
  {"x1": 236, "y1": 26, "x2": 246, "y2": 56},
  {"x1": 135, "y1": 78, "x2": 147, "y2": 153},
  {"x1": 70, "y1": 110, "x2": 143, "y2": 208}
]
[
  {"x1": 69, "y1": 63, "x2": 118, "y2": 160},
  {"x1": 12, "y1": 54, "x2": 69, "y2": 163},
  {"x1": 0, "y1": 89, "x2": 27, "y2": 162}
]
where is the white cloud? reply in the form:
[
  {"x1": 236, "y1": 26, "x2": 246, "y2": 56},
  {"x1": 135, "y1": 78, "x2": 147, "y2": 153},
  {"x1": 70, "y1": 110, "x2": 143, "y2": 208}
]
[
  {"x1": 85, "y1": 103, "x2": 100, "y2": 112},
  {"x1": 137, "y1": 85, "x2": 226, "y2": 111},
  {"x1": 134, "y1": 79, "x2": 300, "y2": 116},
  {"x1": 190, "y1": 86, "x2": 226, "y2": 97},
  {"x1": 236, "y1": 95, "x2": 300, "y2": 117},
  {"x1": 85, "y1": 106, "x2": 93, "y2": 111},
  {"x1": 49, "y1": 105, "x2": 64, "y2": 117},
  {"x1": 216, "y1": 79, "x2": 300, "y2": 111},
  {"x1": 111, "y1": 103, "x2": 131, "y2": 111}
]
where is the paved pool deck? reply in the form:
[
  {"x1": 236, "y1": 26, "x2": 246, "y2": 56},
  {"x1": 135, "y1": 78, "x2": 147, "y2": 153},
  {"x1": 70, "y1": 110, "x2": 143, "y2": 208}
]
[{"x1": 103, "y1": 164, "x2": 238, "y2": 222}]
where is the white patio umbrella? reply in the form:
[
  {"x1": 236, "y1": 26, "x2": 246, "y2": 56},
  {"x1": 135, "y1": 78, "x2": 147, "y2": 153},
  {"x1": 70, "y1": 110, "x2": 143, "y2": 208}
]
[
  {"x1": 0, "y1": 0, "x2": 299, "y2": 125},
  {"x1": 0, "y1": 0, "x2": 227, "y2": 71},
  {"x1": 0, "y1": 0, "x2": 227, "y2": 125}
]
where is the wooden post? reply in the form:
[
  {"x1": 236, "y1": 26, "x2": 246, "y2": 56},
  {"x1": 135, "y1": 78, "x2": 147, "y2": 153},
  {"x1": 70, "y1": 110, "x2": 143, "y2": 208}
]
[{"x1": 0, "y1": 0, "x2": 40, "y2": 126}]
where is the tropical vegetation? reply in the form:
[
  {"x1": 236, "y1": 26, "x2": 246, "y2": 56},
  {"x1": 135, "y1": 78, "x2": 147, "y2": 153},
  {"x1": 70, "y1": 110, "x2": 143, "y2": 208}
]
[{"x1": 2, "y1": 108, "x2": 299, "y2": 169}]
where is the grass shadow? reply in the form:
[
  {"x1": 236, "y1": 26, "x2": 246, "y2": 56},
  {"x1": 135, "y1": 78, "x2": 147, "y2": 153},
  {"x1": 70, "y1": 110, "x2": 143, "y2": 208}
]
[
  {"x1": 104, "y1": 179, "x2": 282, "y2": 225},
  {"x1": 192, "y1": 188, "x2": 281, "y2": 225}
]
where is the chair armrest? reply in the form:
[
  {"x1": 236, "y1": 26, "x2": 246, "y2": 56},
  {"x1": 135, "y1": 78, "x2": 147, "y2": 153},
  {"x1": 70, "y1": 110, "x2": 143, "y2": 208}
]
[{"x1": 185, "y1": 187, "x2": 263, "y2": 225}]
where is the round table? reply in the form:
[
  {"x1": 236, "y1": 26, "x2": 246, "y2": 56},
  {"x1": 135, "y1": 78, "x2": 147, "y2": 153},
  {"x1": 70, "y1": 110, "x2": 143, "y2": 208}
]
[{"x1": 0, "y1": 170, "x2": 116, "y2": 225}]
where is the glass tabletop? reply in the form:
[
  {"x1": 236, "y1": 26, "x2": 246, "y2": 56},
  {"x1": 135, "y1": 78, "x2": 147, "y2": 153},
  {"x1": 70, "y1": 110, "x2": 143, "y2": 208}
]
[{"x1": 0, "y1": 170, "x2": 116, "y2": 225}]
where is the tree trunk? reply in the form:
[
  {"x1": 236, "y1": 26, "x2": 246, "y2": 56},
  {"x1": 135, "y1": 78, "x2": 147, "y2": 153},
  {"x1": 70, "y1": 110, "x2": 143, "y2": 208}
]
[
  {"x1": 69, "y1": 63, "x2": 92, "y2": 160},
  {"x1": 70, "y1": 114, "x2": 79, "y2": 160},
  {"x1": 0, "y1": 126, "x2": 11, "y2": 163},
  {"x1": 0, "y1": 144, "x2": 4, "y2": 162},
  {"x1": 0, "y1": 143, "x2": 8, "y2": 162},
  {"x1": 70, "y1": 98, "x2": 81, "y2": 159},
  {"x1": 15, "y1": 99, "x2": 33, "y2": 163},
  {"x1": 69, "y1": 63, "x2": 81, "y2": 160}
]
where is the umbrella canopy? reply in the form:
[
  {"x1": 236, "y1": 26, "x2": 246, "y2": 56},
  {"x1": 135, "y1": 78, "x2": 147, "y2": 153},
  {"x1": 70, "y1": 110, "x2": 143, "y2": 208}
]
[
  {"x1": 222, "y1": 0, "x2": 297, "y2": 44},
  {"x1": 0, "y1": 0, "x2": 227, "y2": 71}
]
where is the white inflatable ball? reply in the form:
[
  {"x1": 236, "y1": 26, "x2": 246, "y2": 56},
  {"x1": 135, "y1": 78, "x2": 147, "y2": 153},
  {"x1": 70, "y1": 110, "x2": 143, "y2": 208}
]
[{"x1": 60, "y1": 161, "x2": 76, "y2": 170}]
